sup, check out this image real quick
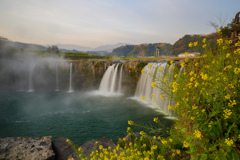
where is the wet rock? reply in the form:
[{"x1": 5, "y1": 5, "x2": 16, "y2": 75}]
[
  {"x1": 52, "y1": 137, "x2": 79, "y2": 160},
  {"x1": 0, "y1": 136, "x2": 55, "y2": 160}
]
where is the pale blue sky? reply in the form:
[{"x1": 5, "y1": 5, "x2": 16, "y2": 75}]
[{"x1": 0, "y1": 0, "x2": 239, "y2": 47}]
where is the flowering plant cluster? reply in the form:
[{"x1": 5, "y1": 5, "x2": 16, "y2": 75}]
[{"x1": 67, "y1": 30, "x2": 240, "y2": 159}]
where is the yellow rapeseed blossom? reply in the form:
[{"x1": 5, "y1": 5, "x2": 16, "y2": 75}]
[
  {"x1": 128, "y1": 120, "x2": 134, "y2": 125},
  {"x1": 194, "y1": 130, "x2": 202, "y2": 139},
  {"x1": 226, "y1": 53, "x2": 231, "y2": 58},
  {"x1": 225, "y1": 94, "x2": 230, "y2": 100},
  {"x1": 159, "y1": 66, "x2": 162, "y2": 70},
  {"x1": 195, "y1": 62, "x2": 199, "y2": 67},
  {"x1": 167, "y1": 105, "x2": 172, "y2": 110},
  {"x1": 99, "y1": 145, "x2": 103, "y2": 150},
  {"x1": 194, "y1": 41, "x2": 198, "y2": 46},
  {"x1": 228, "y1": 100, "x2": 237, "y2": 107},
  {"x1": 66, "y1": 139, "x2": 70, "y2": 142},
  {"x1": 202, "y1": 38, "x2": 207, "y2": 43},
  {"x1": 151, "y1": 94, "x2": 155, "y2": 99},
  {"x1": 160, "y1": 95, "x2": 164, "y2": 99},
  {"x1": 170, "y1": 60, "x2": 174, "y2": 64},
  {"x1": 234, "y1": 68, "x2": 240, "y2": 75},
  {"x1": 181, "y1": 62, "x2": 186, "y2": 68},
  {"x1": 184, "y1": 52, "x2": 188, "y2": 56},
  {"x1": 78, "y1": 147, "x2": 82, "y2": 151},
  {"x1": 189, "y1": 42, "x2": 193, "y2": 47},
  {"x1": 223, "y1": 109, "x2": 232, "y2": 119},
  {"x1": 185, "y1": 58, "x2": 189, "y2": 62},
  {"x1": 141, "y1": 96, "x2": 145, "y2": 100},
  {"x1": 236, "y1": 59, "x2": 239, "y2": 64},
  {"x1": 141, "y1": 69, "x2": 145, "y2": 74},
  {"x1": 161, "y1": 139, "x2": 168, "y2": 144},
  {"x1": 202, "y1": 44, "x2": 206, "y2": 48},
  {"x1": 151, "y1": 82, "x2": 155, "y2": 88},
  {"x1": 163, "y1": 78, "x2": 167, "y2": 82},
  {"x1": 183, "y1": 141, "x2": 189, "y2": 148},
  {"x1": 149, "y1": 64, "x2": 153, "y2": 68},
  {"x1": 176, "y1": 149, "x2": 181, "y2": 154},
  {"x1": 169, "y1": 138, "x2": 173, "y2": 142},
  {"x1": 217, "y1": 29, "x2": 222, "y2": 33},
  {"x1": 208, "y1": 121, "x2": 213, "y2": 128},
  {"x1": 217, "y1": 38, "x2": 223, "y2": 45},
  {"x1": 153, "y1": 117, "x2": 158, "y2": 122},
  {"x1": 202, "y1": 109, "x2": 206, "y2": 113},
  {"x1": 225, "y1": 138, "x2": 234, "y2": 146}
]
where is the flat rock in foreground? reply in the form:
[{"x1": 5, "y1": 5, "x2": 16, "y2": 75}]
[{"x1": 0, "y1": 136, "x2": 55, "y2": 160}]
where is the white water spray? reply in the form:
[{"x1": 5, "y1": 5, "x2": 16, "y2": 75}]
[
  {"x1": 118, "y1": 64, "x2": 124, "y2": 93},
  {"x1": 68, "y1": 63, "x2": 73, "y2": 92},
  {"x1": 55, "y1": 62, "x2": 59, "y2": 91},
  {"x1": 28, "y1": 62, "x2": 36, "y2": 92}
]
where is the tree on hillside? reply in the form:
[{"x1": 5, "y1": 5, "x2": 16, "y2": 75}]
[{"x1": 47, "y1": 45, "x2": 59, "y2": 54}]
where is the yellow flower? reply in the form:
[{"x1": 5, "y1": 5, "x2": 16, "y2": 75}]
[
  {"x1": 184, "y1": 52, "x2": 188, "y2": 56},
  {"x1": 225, "y1": 138, "x2": 234, "y2": 146},
  {"x1": 140, "y1": 131, "x2": 146, "y2": 136},
  {"x1": 160, "y1": 95, "x2": 164, "y2": 99},
  {"x1": 194, "y1": 130, "x2": 202, "y2": 139},
  {"x1": 172, "y1": 153, "x2": 175, "y2": 157},
  {"x1": 202, "y1": 38, "x2": 206, "y2": 43},
  {"x1": 167, "y1": 105, "x2": 172, "y2": 110},
  {"x1": 169, "y1": 138, "x2": 173, "y2": 142},
  {"x1": 183, "y1": 141, "x2": 189, "y2": 148},
  {"x1": 226, "y1": 53, "x2": 230, "y2": 58},
  {"x1": 141, "y1": 69, "x2": 145, "y2": 74},
  {"x1": 234, "y1": 68, "x2": 240, "y2": 75},
  {"x1": 223, "y1": 109, "x2": 232, "y2": 119},
  {"x1": 153, "y1": 136, "x2": 156, "y2": 140},
  {"x1": 176, "y1": 149, "x2": 181, "y2": 154},
  {"x1": 99, "y1": 145, "x2": 103, "y2": 150},
  {"x1": 202, "y1": 109, "x2": 206, "y2": 113},
  {"x1": 170, "y1": 60, "x2": 174, "y2": 64},
  {"x1": 217, "y1": 29, "x2": 222, "y2": 33},
  {"x1": 151, "y1": 82, "x2": 155, "y2": 88},
  {"x1": 159, "y1": 66, "x2": 162, "y2": 70},
  {"x1": 225, "y1": 94, "x2": 230, "y2": 100},
  {"x1": 228, "y1": 100, "x2": 236, "y2": 107},
  {"x1": 78, "y1": 147, "x2": 82, "y2": 151},
  {"x1": 149, "y1": 64, "x2": 152, "y2": 68},
  {"x1": 217, "y1": 38, "x2": 223, "y2": 45},
  {"x1": 202, "y1": 44, "x2": 206, "y2": 48},
  {"x1": 141, "y1": 96, "x2": 146, "y2": 100},
  {"x1": 128, "y1": 120, "x2": 134, "y2": 125},
  {"x1": 151, "y1": 145, "x2": 157, "y2": 150},
  {"x1": 143, "y1": 144, "x2": 146, "y2": 148},
  {"x1": 151, "y1": 94, "x2": 155, "y2": 98},
  {"x1": 127, "y1": 127, "x2": 131, "y2": 132},
  {"x1": 189, "y1": 42, "x2": 193, "y2": 47},
  {"x1": 66, "y1": 139, "x2": 70, "y2": 142},
  {"x1": 194, "y1": 41, "x2": 198, "y2": 46},
  {"x1": 195, "y1": 62, "x2": 199, "y2": 67},
  {"x1": 185, "y1": 58, "x2": 189, "y2": 62},
  {"x1": 163, "y1": 78, "x2": 167, "y2": 82},
  {"x1": 191, "y1": 116, "x2": 195, "y2": 121},
  {"x1": 153, "y1": 117, "x2": 158, "y2": 122}
]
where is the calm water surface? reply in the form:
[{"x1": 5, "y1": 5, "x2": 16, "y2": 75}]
[{"x1": 0, "y1": 91, "x2": 171, "y2": 145}]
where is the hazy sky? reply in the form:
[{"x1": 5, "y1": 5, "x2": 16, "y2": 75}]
[{"x1": 0, "y1": 0, "x2": 239, "y2": 47}]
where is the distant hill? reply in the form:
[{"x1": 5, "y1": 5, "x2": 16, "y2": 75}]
[
  {"x1": 169, "y1": 33, "x2": 219, "y2": 56},
  {"x1": 57, "y1": 43, "x2": 130, "y2": 52},
  {"x1": 111, "y1": 33, "x2": 219, "y2": 57},
  {"x1": 111, "y1": 43, "x2": 172, "y2": 57},
  {"x1": 7, "y1": 41, "x2": 47, "y2": 50}
]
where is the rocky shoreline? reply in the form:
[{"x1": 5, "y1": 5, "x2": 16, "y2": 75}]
[{"x1": 0, "y1": 136, "x2": 116, "y2": 160}]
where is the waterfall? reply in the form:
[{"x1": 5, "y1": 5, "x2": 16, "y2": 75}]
[
  {"x1": 134, "y1": 62, "x2": 178, "y2": 116},
  {"x1": 55, "y1": 62, "x2": 59, "y2": 91},
  {"x1": 117, "y1": 64, "x2": 124, "y2": 93},
  {"x1": 68, "y1": 63, "x2": 73, "y2": 92},
  {"x1": 110, "y1": 63, "x2": 119, "y2": 92},
  {"x1": 28, "y1": 62, "x2": 36, "y2": 92},
  {"x1": 99, "y1": 63, "x2": 123, "y2": 94}
]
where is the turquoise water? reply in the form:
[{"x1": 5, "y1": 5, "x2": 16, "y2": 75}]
[{"x1": 0, "y1": 91, "x2": 171, "y2": 145}]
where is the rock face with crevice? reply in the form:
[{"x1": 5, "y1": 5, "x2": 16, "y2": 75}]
[{"x1": 0, "y1": 136, "x2": 55, "y2": 160}]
